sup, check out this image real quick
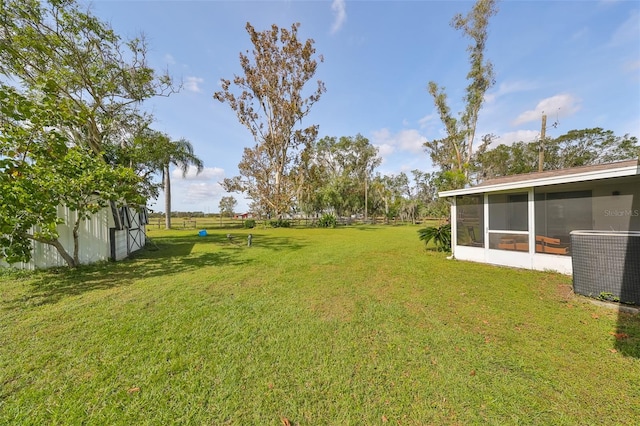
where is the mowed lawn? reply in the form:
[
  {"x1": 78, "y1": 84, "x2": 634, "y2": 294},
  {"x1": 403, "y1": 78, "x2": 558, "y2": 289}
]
[{"x1": 1, "y1": 226, "x2": 639, "y2": 425}]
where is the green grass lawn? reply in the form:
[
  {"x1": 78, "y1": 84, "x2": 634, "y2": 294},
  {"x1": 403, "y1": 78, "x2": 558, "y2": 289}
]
[{"x1": 1, "y1": 226, "x2": 639, "y2": 425}]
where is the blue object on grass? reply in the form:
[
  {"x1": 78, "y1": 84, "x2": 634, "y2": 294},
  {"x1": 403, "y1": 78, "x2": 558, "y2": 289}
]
[{"x1": 198, "y1": 229, "x2": 207, "y2": 237}]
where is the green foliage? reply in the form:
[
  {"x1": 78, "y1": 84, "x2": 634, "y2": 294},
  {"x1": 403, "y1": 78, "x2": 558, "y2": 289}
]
[
  {"x1": 432, "y1": 169, "x2": 468, "y2": 192},
  {"x1": 215, "y1": 22, "x2": 325, "y2": 217},
  {"x1": 243, "y1": 219, "x2": 256, "y2": 229},
  {"x1": 418, "y1": 223, "x2": 452, "y2": 252},
  {"x1": 474, "y1": 128, "x2": 639, "y2": 181},
  {"x1": 318, "y1": 214, "x2": 337, "y2": 228},
  {"x1": 219, "y1": 196, "x2": 238, "y2": 218},
  {"x1": 598, "y1": 292, "x2": 620, "y2": 303},
  {"x1": 124, "y1": 131, "x2": 203, "y2": 229},
  {"x1": 0, "y1": 136, "x2": 144, "y2": 266},
  {"x1": 0, "y1": 0, "x2": 172, "y2": 267},
  {"x1": 269, "y1": 219, "x2": 291, "y2": 228},
  {"x1": 297, "y1": 134, "x2": 382, "y2": 218},
  {"x1": 1, "y1": 0, "x2": 175, "y2": 155}
]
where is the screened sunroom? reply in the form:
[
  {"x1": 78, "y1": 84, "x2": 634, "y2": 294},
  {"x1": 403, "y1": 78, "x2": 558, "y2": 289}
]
[{"x1": 439, "y1": 159, "x2": 640, "y2": 275}]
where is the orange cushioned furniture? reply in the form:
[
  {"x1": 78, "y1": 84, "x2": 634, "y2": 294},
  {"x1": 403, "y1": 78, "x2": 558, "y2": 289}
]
[{"x1": 535, "y1": 235, "x2": 569, "y2": 255}]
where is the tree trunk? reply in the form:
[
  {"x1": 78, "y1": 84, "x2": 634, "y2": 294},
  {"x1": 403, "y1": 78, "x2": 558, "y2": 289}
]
[
  {"x1": 384, "y1": 196, "x2": 389, "y2": 224},
  {"x1": 73, "y1": 218, "x2": 81, "y2": 266},
  {"x1": 364, "y1": 177, "x2": 368, "y2": 222},
  {"x1": 164, "y1": 164, "x2": 171, "y2": 229},
  {"x1": 42, "y1": 238, "x2": 77, "y2": 268},
  {"x1": 27, "y1": 232, "x2": 77, "y2": 268}
]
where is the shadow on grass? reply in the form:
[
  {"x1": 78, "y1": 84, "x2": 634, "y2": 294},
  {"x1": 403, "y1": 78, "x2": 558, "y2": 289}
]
[
  {"x1": 614, "y1": 212, "x2": 640, "y2": 359},
  {"x1": 191, "y1": 231, "x2": 307, "y2": 252},
  {"x1": 615, "y1": 312, "x2": 640, "y2": 358},
  {"x1": 352, "y1": 226, "x2": 380, "y2": 231},
  {"x1": 3, "y1": 232, "x2": 306, "y2": 309}
]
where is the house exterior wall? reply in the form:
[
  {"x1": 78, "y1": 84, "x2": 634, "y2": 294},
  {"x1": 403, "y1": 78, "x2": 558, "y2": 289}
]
[
  {"x1": 592, "y1": 181, "x2": 640, "y2": 232},
  {"x1": 450, "y1": 176, "x2": 639, "y2": 275}
]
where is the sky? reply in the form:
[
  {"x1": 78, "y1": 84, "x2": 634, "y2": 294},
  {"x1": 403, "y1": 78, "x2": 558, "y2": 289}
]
[{"x1": 85, "y1": 0, "x2": 640, "y2": 214}]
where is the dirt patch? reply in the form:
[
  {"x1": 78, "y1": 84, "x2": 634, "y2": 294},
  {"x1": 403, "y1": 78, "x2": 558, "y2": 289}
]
[
  {"x1": 556, "y1": 283, "x2": 574, "y2": 301},
  {"x1": 307, "y1": 293, "x2": 356, "y2": 323}
]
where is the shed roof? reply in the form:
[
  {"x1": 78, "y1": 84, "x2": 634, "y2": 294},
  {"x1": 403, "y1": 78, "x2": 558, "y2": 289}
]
[{"x1": 438, "y1": 159, "x2": 640, "y2": 197}]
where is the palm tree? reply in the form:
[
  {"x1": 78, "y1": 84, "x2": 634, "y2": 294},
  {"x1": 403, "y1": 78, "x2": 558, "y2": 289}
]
[
  {"x1": 418, "y1": 223, "x2": 452, "y2": 252},
  {"x1": 160, "y1": 136, "x2": 203, "y2": 229}
]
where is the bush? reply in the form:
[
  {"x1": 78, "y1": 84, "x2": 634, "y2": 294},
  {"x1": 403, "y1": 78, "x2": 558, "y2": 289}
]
[
  {"x1": 243, "y1": 219, "x2": 256, "y2": 229},
  {"x1": 417, "y1": 223, "x2": 451, "y2": 252},
  {"x1": 269, "y1": 219, "x2": 290, "y2": 228},
  {"x1": 318, "y1": 214, "x2": 337, "y2": 228}
]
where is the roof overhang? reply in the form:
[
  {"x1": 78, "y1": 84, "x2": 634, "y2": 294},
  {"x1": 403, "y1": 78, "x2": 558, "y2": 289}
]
[{"x1": 438, "y1": 160, "x2": 640, "y2": 198}]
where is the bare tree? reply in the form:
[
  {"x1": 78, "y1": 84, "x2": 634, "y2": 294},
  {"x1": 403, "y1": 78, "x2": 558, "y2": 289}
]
[
  {"x1": 424, "y1": 0, "x2": 498, "y2": 181},
  {"x1": 214, "y1": 22, "x2": 325, "y2": 217}
]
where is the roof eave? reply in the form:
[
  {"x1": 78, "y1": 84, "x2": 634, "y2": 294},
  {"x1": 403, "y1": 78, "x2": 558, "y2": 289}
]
[{"x1": 438, "y1": 164, "x2": 640, "y2": 198}]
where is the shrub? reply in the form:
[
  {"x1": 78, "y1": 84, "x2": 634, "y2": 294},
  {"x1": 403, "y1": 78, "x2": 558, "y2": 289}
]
[
  {"x1": 270, "y1": 219, "x2": 291, "y2": 228},
  {"x1": 318, "y1": 214, "x2": 337, "y2": 228},
  {"x1": 418, "y1": 223, "x2": 451, "y2": 252},
  {"x1": 243, "y1": 219, "x2": 256, "y2": 229},
  {"x1": 598, "y1": 292, "x2": 620, "y2": 303}
]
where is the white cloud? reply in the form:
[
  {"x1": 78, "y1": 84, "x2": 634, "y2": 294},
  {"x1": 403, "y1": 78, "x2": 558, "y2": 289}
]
[
  {"x1": 512, "y1": 94, "x2": 581, "y2": 126},
  {"x1": 330, "y1": 0, "x2": 347, "y2": 34},
  {"x1": 159, "y1": 166, "x2": 228, "y2": 210},
  {"x1": 418, "y1": 113, "x2": 437, "y2": 128},
  {"x1": 625, "y1": 59, "x2": 640, "y2": 71},
  {"x1": 397, "y1": 130, "x2": 427, "y2": 153},
  {"x1": 495, "y1": 130, "x2": 541, "y2": 147},
  {"x1": 182, "y1": 181, "x2": 226, "y2": 205},
  {"x1": 184, "y1": 76, "x2": 204, "y2": 93},
  {"x1": 172, "y1": 165, "x2": 224, "y2": 181},
  {"x1": 623, "y1": 59, "x2": 640, "y2": 79},
  {"x1": 371, "y1": 128, "x2": 427, "y2": 158},
  {"x1": 608, "y1": 10, "x2": 639, "y2": 47},
  {"x1": 164, "y1": 53, "x2": 176, "y2": 65},
  {"x1": 377, "y1": 143, "x2": 395, "y2": 158},
  {"x1": 485, "y1": 80, "x2": 538, "y2": 104},
  {"x1": 570, "y1": 27, "x2": 589, "y2": 42}
]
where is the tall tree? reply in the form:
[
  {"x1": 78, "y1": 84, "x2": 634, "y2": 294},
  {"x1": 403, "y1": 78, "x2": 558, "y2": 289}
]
[
  {"x1": 546, "y1": 128, "x2": 639, "y2": 169},
  {"x1": 0, "y1": 0, "x2": 178, "y2": 265},
  {"x1": 475, "y1": 128, "x2": 639, "y2": 180},
  {"x1": 293, "y1": 142, "x2": 326, "y2": 216},
  {"x1": 154, "y1": 134, "x2": 204, "y2": 229},
  {"x1": 0, "y1": 86, "x2": 144, "y2": 267},
  {"x1": 0, "y1": 0, "x2": 175, "y2": 156},
  {"x1": 370, "y1": 173, "x2": 408, "y2": 222},
  {"x1": 311, "y1": 135, "x2": 381, "y2": 217},
  {"x1": 424, "y1": 0, "x2": 498, "y2": 182},
  {"x1": 214, "y1": 22, "x2": 325, "y2": 217},
  {"x1": 219, "y1": 196, "x2": 238, "y2": 217},
  {"x1": 118, "y1": 129, "x2": 204, "y2": 228}
]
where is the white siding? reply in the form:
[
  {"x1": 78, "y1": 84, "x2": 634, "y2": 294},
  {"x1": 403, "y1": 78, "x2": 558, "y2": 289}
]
[{"x1": 2, "y1": 206, "x2": 146, "y2": 270}]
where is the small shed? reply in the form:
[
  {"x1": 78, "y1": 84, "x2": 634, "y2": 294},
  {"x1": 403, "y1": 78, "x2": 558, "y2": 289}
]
[
  {"x1": 2, "y1": 204, "x2": 148, "y2": 270},
  {"x1": 438, "y1": 159, "x2": 640, "y2": 275}
]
